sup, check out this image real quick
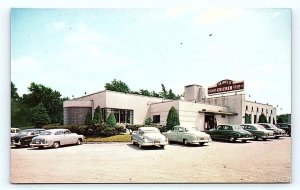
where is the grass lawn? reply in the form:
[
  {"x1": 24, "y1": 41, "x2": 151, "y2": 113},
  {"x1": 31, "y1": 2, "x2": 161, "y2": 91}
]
[{"x1": 84, "y1": 134, "x2": 131, "y2": 142}]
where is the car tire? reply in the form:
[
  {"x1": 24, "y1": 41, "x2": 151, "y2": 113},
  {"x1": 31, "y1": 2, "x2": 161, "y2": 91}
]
[
  {"x1": 38, "y1": 146, "x2": 44, "y2": 149},
  {"x1": 253, "y1": 136, "x2": 258, "y2": 141},
  {"x1": 183, "y1": 139, "x2": 188, "y2": 145},
  {"x1": 199, "y1": 142, "x2": 205, "y2": 146},
  {"x1": 15, "y1": 145, "x2": 21, "y2": 148},
  {"x1": 274, "y1": 136, "x2": 279, "y2": 139},
  {"x1": 53, "y1": 141, "x2": 60, "y2": 148},
  {"x1": 262, "y1": 138, "x2": 267, "y2": 141},
  {"x1": 288, "y1": 132, "x2": 291, "y2": 137},
  {"x1": 242, "y1": 140, "x2": 247, "y2": 143},
  {"x1": 229, "y1": 137, "x2": 236, "y2": 143},
  {"x1": 138, "y1": 144, "x2": 143, "y2": 149},
  {"x1": 77, "y1": 139, "x2": 82, "y2": 145},
  {"x1": 160, "y1": 145, "x2": 165, "y2": 149}
]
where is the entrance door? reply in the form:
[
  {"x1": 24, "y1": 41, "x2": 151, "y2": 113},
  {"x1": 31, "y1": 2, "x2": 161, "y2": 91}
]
[{"x1": 205, "y1": 114, "x2": 216, "y2": 130}]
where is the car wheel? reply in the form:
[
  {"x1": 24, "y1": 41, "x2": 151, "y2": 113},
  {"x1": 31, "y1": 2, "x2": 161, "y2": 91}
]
[
  {"x1": 199, "y1": 142, "x2": 205, "y2": 146},
  {"x1": 262, "y1": 138, "x2": 267, "y2": 141},
  {"x1": 53, "y1": 141, "x2": 60, "y2": 148},
  {"x1": 274, "y1": 136, "x2": 279, "y2": 139},
  {"x1": 15, "y1": 145, "x2": 21, "y2": 148},
  {"x1": 77, "y1": 139, "x2": 82, "y2": 145},
  {"x1": 138, "y1": 144, "x2": 143, "y2": 149},
  {"x1": 160, "y1": 145, "x2": 165, "y2": 149},
  {"x1": 288, "y1": 132, "x2": 291, "y2": 137},
  {"x1": 242, "y1": 140, "x2": 247, "y2": 143},
  {"x1": 253, "y1": 136, "x2": 258, "y2": 141},
  {"x1": 38, "y1": 146, "x2": 44, "y2": 149},
  {"x1": 183, "y1": 139, "x2": 188, "y2": 145},
  {"x1": 229, "y1": 137, "x2": 236, "y2": 143}
]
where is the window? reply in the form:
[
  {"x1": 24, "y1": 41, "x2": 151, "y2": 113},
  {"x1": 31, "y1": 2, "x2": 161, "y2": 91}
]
[
  {"x1": 271, "y1": 110, "x2": 273, "y2": 114},
  {"x1": 257, "y1": 107, "x2": 259, "y2": 112},
  {"x1": 55, "y1": 131, "x2": 64, "y2": 135},
  {"x1": 64, "y1": 130, "x2": 71, "y2": 134},
  {"x1": 246, "y1": 106, "x2": 248, "y2": 111},
  {"x1": 102, "y1": 108, "x2": 133, "y2": 124},
  {"x1": 262, "y1": 108, "x2": 264, "y2": 113},
  {"x1": 153, "y1": 115, "x2": 160, "y2": 123},
  {"x1": 252, "y1": 107, "x2": 253, "y2": 112}
]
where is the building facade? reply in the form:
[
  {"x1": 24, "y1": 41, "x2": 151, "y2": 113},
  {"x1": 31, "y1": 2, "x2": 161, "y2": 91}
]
[{"x1": 63, "y1": 83, "x2": 277, "y2": 131}]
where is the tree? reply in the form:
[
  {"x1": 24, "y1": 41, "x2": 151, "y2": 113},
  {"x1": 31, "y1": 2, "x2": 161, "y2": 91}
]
[
  {"x1": 21, "y1": 82, "x2": 67, "y2": 124},
  {"x1": 245, "y1": 113, "x2": 251, "y2": 124},
  {"x1": 93, "y1": 106, "x2": 103, "y2": 124},
  {"x1": 166, "y1": 106, "x2": 180, "y2": 130},
  {"x1": 107, "y1": 112, "x2": 117, "y2": 127},
  {"x1": 85, "y1": 112, "x2": 93, "y2": 125},
  {"x1": 139, "y1": 89, "x2": 151, "y2": 96},
  {"x1": 144, "y1": 117, "x2": 152, "y2": 125},
  {"x1": 31, "y1": 103, "x2": 50, "y2": 127},
  {"x1": 160, "y1": 84, "x2": 168, "y2": 98},
  {"x1": 105, "y1": 79, "x2": 131, "y2": 93},
  {"x1": 151, "y1": 90, "x2": 160, "y2": 97},
  {"x1": 11, "y1": 82, "x2": 19, "y2": 100},
  {"x1": 258, "y1": 113, "x2": 268, "y2": 123},
  {"x1": 277, "y1": 114, "x2": 288, "y2": 123}
]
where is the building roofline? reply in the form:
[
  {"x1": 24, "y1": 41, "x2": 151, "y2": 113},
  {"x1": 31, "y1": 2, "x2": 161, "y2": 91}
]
[
  {"x1": 185, "y1": 84, "x2": 202, "y2": 88},
  {"x1": 245, "y1": 100, "x2": 274, "y2": 107}
]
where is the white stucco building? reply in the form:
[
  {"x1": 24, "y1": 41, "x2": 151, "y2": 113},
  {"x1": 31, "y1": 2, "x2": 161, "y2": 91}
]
[{"x1": 63, "y1": 83, "x2": 277, "y2": 131}]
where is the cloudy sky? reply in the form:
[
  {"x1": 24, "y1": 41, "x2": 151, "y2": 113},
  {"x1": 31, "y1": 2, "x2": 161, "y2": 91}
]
[{"x1": 11, "y1": 8, "x2": 291, "y2": 114}]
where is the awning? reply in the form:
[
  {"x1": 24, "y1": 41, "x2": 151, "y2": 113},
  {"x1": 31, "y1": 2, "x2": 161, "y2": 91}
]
[{"x1": 198, "y1": 110, "x2": 238, "y2": 116}]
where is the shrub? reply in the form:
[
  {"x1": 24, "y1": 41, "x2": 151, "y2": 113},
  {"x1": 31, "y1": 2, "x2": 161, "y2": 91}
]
[
  {"x1": 144, "y1": 117, "x2": 152, "y2": 125},
  {"x1": 245, "y1": 113, "x2": 251, "y2": 124},
  {"x1": 107, "y1": 113, "x2": 116, "y2": 127},
  {"x1": 85, "y1": 112, "x2": 93, "y2": 125},
  {"x1": 258, "y1": 113, "x2": 268, "y2": 123},
  {"x1": 93, "y1": 106, "x2": 103, "y2": 124},
  {"x1": 166, "y1": 106, "x2": 180, "y2": 130}
]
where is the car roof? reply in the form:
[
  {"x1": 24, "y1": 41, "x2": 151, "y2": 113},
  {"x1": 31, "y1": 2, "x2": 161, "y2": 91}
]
[
  {"x1": 44, "y1": 129, "x2": 69, "y2": 132},
  {"x1": 24, "y1": 128, "x2": 45, "y2": 131}
]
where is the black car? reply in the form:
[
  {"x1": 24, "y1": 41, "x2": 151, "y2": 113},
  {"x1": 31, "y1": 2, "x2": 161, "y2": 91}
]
[
  {"x1": 276, "y1": 123, "x2": 291, "y2": 137},
  {"x1": 11, "y1": 129, "x2": 45, "y2": 148}
]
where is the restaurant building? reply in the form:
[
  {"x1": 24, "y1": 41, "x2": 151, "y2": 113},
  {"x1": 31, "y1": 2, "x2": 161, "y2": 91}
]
[{"x1": 63, "y1": 79, "x2": 277, "y2": 131}]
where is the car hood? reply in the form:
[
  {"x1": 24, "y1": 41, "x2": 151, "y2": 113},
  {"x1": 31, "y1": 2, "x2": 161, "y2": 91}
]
[
  {"x1": 32, "y1": 135, "x2": 54, "y2": 140},
  {"x1": 11, "y1": 134, "x2": 27, "y2": 141}
]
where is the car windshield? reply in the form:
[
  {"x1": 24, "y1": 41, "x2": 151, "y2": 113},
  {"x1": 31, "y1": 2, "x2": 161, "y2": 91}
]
[
  {"x1": 40, "y1": 131, "x2": 52, "y2": 135},
  {"x1": 233, "y1": 125, "x2": 243, "y2": 130},
  {"x1": 186, "y1": 127, "x2": 199, "y2": 132},
  {"x1": 20, "y1": 130, "x2": 32, "y2": 135},
  {"x1": 268, "y1": 124, "x2": 278, "y2": 129}
]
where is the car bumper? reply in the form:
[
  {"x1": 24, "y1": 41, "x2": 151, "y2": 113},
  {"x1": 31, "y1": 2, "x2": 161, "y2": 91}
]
[
  {"x1": 237, "y1": 137, "x2": 254, "y2": 140},
  {"x1": 190, "y1": 139, "x2": 212, "y2": 144},
  {"x1": 139, "y1": 141, "x2": 168, "y2": 146},
  {"x1": 260, "y1": 135, "x2": 275, "y2": 139},
  {"x1": 30, "y1": 143, "x2": 52, "y2": 147}
]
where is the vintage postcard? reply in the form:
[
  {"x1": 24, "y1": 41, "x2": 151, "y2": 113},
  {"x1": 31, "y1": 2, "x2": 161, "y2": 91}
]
[{"x1": 10, "y1": 8, "x2": 291, "y2": 183}]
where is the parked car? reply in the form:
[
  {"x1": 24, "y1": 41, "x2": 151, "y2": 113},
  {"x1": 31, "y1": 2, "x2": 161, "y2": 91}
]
[
  {"x1": 30, "y1": 129, "x2": 84, "y2": 149},
  {"x1": 240, "y1": 124, "x2": 274, "y2": 141},
  {"x1": 204, "y1": 124, "x2": 253, "y2": 143},
  {"x1": 162, "y1": 126, "x2": 211, "y2": 146},
  {"x1": 11, "y1": 128, "x2": 45, "y2": 148},
  {"x1": 257, "y1": 123, "x2": 285, "y2": 139},
  {"x1": 276, "y1": 123, "x2": 291, "y2": 137},
  {"x1": 11, "y1": 128, "x2": 21, "y2": 137},
  {"x1": 131, "y1": 127, "x2": 168, "y2": 149}
]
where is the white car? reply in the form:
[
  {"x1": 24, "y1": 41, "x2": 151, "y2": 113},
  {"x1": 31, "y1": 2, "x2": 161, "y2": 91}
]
[
  {"x1": 30, "y1": 129, "x2": 84, "y2": 149},
  {"x1": 131, "y1": 127, "x2": 168, "y2": 149},
  {"x1": 11, "y1": 128, "x2": 21, "y2": 137}
]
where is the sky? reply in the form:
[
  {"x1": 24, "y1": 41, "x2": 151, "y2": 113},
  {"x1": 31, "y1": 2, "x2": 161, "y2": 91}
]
[{"x1": 11, "y1": 8, "x2": 291, "y2": 114}]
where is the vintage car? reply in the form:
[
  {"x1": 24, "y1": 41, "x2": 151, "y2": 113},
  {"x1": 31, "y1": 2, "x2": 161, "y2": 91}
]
[
  {"x1": 276, "y1": 123, "x2": 291, "y2": 137},
  {"x1": 162, "y1": 126, "x2": 211, "y2": 146},
  {"x1": 30, "y1": 129, "x2": 84, "y2": 149},
  {"x1": 11, "y1": 128, "x2": 21, "y2": 137},
  {"x1": 204, "y1": 124, "x2": 253, "y2": 143},
  {"x1": 240, "y1": 124, "x2": 274, "y2": 140},
  {"x1": 11, "y1": 128, "x2": 45, "y2": 148},
  {"x1": 257, "y1": 123, "x2": 285, "y2": 139},
  {"x1": 131, "y1": 127, "x2": 168, "y2": 149}
]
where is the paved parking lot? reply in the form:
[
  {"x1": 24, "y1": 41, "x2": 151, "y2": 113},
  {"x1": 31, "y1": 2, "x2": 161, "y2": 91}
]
[{"x1": 10, "y1": 137, "x2": 291, "y2": 183}]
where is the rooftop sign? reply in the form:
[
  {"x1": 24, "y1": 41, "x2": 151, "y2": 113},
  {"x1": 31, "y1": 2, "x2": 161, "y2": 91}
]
[{"x1": 208, "y1": 79, "x2": 244, "y2": 95}]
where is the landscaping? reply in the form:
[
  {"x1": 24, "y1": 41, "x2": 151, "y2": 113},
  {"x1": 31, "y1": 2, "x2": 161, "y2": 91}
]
[{"x1": 84, "y1": 134, "x2": 131, "y2": 143}]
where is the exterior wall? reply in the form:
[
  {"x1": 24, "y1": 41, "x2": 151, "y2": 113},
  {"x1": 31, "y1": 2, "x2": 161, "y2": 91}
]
[
  {"x1": 245, "y1": 101, "x2": 276, "y2": 124},
  {"x1": 63, "y1": 101, "x2": 93, "y2": 125},
  {"x1": 75, "y1": 91, "x2": 106, "y2": 116},
  {"x1": 201, "y1": 94, "x2": 245, "y2": 124},
  {"x1": 105, "y1": 91, "x2": 163, "y2": 124},
  {"x1": 150, "y1": 101, "x2": 179, "y2": 126}
]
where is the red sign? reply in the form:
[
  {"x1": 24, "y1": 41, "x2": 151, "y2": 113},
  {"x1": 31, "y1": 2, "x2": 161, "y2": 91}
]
[{"x1": 208, "y1": 79, "x2": 244, "y2": 95}]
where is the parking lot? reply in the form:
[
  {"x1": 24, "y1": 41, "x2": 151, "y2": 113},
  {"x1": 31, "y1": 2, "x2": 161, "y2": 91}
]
[{"x1": 10, "y1": 137, "x2": 291, "y2": 183}]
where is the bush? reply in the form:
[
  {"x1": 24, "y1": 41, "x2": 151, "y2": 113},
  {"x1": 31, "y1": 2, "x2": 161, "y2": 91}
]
[
  {"x1": 166, "y1": 106, "x2": 180, "y2": 130},
  {"x1": 144, "y1": 117, "x2": 152, "y2": 125},
  {"x1": 258, "y1": 113, "x2": 268, "y2": 123},
  {"x1": 107, "y1": 113, "x2": 117, "y2": 127}
]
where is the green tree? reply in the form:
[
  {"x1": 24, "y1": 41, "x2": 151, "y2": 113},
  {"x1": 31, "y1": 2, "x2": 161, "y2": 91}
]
[
  {"x1": 160, "y1": 84, "x2": 168, "y2": 98},
  {"x1": 151, "y1": 90, "x2": 160, "y2": 97},
  {"x1": 139, "y1": 89, "x2": 151, "y2": 96},
  {"x1": 245, "y1": 113, "x2": 251, "y2": 124},
  {"x1": 144, "y1": 117, "x2": 152, "y2": 125},
  {"x1": 31, "y1": 103, "x2": 50, "y2": 127},
  {"x1": 105, "y1": 79, "x2": 131, "y2": 93},
  {"x1": 93, "y1": 106, "x2": 103, "y2": 124},
  {"x1": 166, "y1": 106, "x2": 180, "y2": 130},
  {"x1": 258, "y1": 113, "x2": 268, "y2": 123},
  {"x1": 277, "y1": 114, "x2": 288, "y2": 123},
  {"x1": 21, "y1": 82, "x2": 68, "y2": 124},
  {"x1": 11, "y1": 82, "x2": 19, "y2": 100},
  {"x1": 84, "y1": 112, "x2": 93, "y2": 125},
  {"x1": 107, "y1": 112, "x2": 117, "y2": 127}
]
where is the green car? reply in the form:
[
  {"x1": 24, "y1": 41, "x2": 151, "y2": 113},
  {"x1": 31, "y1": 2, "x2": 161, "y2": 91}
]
[
  {"x1": 205, "y1": 124, "x2": 254, "y2": 143},
  {"x1": 241, "y1": 124, "x2": 274, "y2": 141}
]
